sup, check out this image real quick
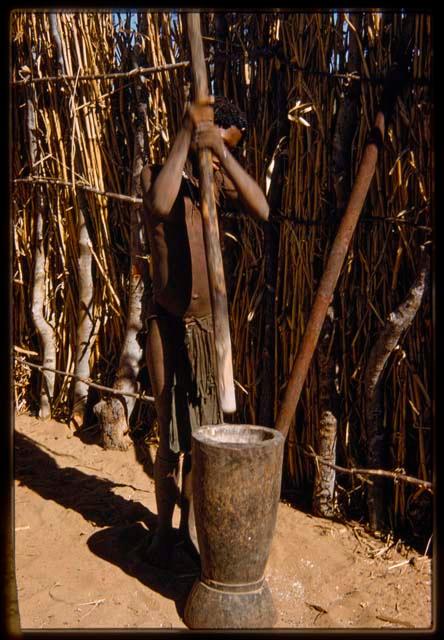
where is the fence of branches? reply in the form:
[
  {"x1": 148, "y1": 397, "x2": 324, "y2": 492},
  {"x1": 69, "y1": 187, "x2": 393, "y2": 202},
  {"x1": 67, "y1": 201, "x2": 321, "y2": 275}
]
[{"x1": 11, "y1": 11, "x2": 433, "y2": 545}]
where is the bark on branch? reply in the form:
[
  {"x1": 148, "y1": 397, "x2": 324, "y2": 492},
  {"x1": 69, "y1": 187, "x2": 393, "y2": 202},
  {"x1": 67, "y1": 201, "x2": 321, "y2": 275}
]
[
  {"x1": 49, "y1": 13, "x2": 66, "y2": 76},
  {"x1": 71, "y1": 195, "x2": 98, "y2": 429},
  {"x1": 93, "y1": 50, "x2": 147, "y2": 450},
  {"x1": 313, "y1": 307, "x2": 338, "y2": 517},
  {"x1": 27, "y1": 83, "x2": 57, "y2": 420},
  {"x1": 364, "y1": 246, "x2": 430, "y2": 531},
  {"x1": 30, "y1": 191, "x2": 57, "y2": 419}
]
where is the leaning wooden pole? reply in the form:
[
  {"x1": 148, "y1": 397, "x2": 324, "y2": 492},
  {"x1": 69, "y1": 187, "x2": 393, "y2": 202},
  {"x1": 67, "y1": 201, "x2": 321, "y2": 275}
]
[
  {"x1": 186, "y1": 13, "x2": 236, "y2": 414},
  {"x1": 275, "y1": 50, "x2": 411, "y2": 441},
  {"x1": 275, "y1": 111, "x2": 385, "y2": 439}
]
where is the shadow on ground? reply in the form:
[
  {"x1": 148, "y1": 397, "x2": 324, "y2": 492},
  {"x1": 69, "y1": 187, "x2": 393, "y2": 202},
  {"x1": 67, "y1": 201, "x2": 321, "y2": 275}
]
[
  {"x1": 14, "y1": 431, "x2": 156, "y2": 529},
  {"x1": 14, "y1": 430, "x2": 197, "y2": 621},
  {"x1": 87, "y1": 523, "x2": 198, "y2": 620}
]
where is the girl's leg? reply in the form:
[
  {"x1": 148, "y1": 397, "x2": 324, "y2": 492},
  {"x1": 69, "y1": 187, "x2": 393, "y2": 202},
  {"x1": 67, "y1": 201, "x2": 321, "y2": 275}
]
[
  {"x1": 145, "y1": 315, "x2": 179, "y2": 566},
  {"x1": 179, "y1": 452, "x2": 200, "y2": 565}
]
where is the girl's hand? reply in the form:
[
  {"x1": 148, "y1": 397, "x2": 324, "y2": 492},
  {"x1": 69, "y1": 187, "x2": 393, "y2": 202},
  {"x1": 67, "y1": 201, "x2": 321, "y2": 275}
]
[
  {"x1": 183, "y1": 97, "x2": 214, "y2": 132},
  {"x1": 193, "y1": 121, "x2": 226, "y2": 159}
]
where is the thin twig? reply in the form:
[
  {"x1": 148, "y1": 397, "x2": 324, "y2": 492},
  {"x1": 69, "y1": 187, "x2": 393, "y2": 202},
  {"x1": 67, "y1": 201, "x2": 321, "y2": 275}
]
[
  {"x1": 14, "y1": 352, "x2": 154, "y2": 403},
  {"x1": 13, "y1": 176, "x2": 143, "y2": 205},
  {"x1": 375, "y1": 614, "x2": 415, "y2": 628},
  {"x1": 301, "y1": 445, "x2": 433, "y2": 492},
  {"x1": 14, "y1": 345, "x2": 40, "y2": 356},
  {"x1": 12, "y1": 58, "x2": 205, "y2": 87},
  {"x1": 76, "y1": 598, "x2": 106, "y2": 607},
  {"x1": 77, "y1": 598, "x2": 105, "y2": 620},
  {"x1": 388, "y1": 559, "x2": 414, "y2": 570},
  {"x1": 423, "y1": 535, "x2": 432, "y2": 556}
]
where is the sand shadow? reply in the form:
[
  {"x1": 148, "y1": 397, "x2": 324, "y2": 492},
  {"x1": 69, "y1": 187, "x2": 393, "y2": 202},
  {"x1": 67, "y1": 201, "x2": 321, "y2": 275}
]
[
  {"x1": 87, "y1": 523, "x2": 199, "y2": 621},
  {"x1": 14, "y1": 430, "x2": 156, "y2": 529},
  {"x1": 15, "y1": 430, "x2": 198, "y2": 622}
]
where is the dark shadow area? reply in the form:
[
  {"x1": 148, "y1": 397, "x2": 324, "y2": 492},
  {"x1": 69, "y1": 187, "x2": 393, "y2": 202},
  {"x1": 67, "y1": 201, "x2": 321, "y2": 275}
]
[
  {"x1": 14, "y1": 430, "x2": 156, "y2": 529},
  {"x1": 87, "y1": 523, "x2": 199, "y2": 621},
  {"x1": 14, "y1": 430, "x2": 199, "y2": 621}
]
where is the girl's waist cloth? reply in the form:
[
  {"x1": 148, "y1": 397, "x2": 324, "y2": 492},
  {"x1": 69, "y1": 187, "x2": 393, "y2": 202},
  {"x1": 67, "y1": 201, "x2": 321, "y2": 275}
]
[{"x1": 147, "y1": 300, "x2": 213, "y2": 328}]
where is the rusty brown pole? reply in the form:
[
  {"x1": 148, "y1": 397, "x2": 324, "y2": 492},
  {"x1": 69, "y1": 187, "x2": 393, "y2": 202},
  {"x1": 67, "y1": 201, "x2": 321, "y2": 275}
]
[
  {"x1": 275, "y1": 111, "x2": 385, "y2": 440},
  {"x1": 186, "y1": 13, "x2": 236, "y2": 413}
]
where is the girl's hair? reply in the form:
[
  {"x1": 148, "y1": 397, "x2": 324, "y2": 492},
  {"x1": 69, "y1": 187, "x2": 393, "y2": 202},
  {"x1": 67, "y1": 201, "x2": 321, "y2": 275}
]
[{"x1": 213, "y1": 96, "x2": 248, "y2": 134}]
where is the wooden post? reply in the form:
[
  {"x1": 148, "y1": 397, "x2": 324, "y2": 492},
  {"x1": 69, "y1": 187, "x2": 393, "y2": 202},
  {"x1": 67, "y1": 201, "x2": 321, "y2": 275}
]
[{"x1": 186, "y1": 13, "x2": 236, "y2": 414}]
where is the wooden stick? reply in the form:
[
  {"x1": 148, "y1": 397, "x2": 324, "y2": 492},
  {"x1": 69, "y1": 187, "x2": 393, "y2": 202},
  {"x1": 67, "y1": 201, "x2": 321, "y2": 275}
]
[
  {"x1": 13, "y1": 176, "x2": 142, "y2": 205},
  {"x1": 12, "y1": 59, "x2": 201, "y2": 86},
  {"x1": 15, "y1": 353, "x2": 154, "y2": 403},
  {"x1": 302, "y1": 446, "x2": 433, "y2": 492},
  {"x1": 187, "y1": 13, "x2": 236, "y2": 413}
]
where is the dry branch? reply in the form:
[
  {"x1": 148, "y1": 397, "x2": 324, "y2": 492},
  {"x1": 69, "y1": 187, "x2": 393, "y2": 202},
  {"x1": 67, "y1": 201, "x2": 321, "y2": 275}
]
[
  {"x1": 31, "y1": 197, "x2": 57, "y2": 419},
  {"x1": 71, "y1": 196, "x2": 98, "y2": 429},
  {"x1": 49, "y1": 13, "x2": 66, "y2": 75},
  {"x1": 50, "y1": 14, "x2": 97, "y2": 430},
  {"x1": 13, "y1": 177, "x2": 143, "y2": 204},
  {"x1": 312, "y1": 21, "x2": 361, "y2": 518},
  {"x1": 12, "y1": 58, "x2": 200, "y2": 86},
  {"x1": 113, "y1": 58, "x2": 147, "y2": 419},
  {"x1": 304, "y1": 447, "x2": 433, "y2": 492},
  {"x1": 15, "y1": 354, "x2": 154, "y2": 403},
  {"x1": 365, "y1": 246, "x2": 430, "y2": 531}
]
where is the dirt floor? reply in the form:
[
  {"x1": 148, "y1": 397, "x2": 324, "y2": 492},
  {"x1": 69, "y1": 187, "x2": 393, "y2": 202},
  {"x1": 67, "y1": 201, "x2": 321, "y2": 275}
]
[{"x1": 13, "y1": 412, "x2": 433, "y2": 631}]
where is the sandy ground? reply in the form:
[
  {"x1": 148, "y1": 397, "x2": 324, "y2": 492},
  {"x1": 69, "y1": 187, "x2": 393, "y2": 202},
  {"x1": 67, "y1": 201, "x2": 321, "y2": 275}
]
[{"x1": 13, "y1": 413, "x2": 433, "y2": 631}]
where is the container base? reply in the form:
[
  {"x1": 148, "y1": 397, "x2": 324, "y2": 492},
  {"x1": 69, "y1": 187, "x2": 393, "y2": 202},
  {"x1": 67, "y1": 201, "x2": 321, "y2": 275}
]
[{"x1": 183, "y1": 577, "x2": 277, "y2": 629}]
